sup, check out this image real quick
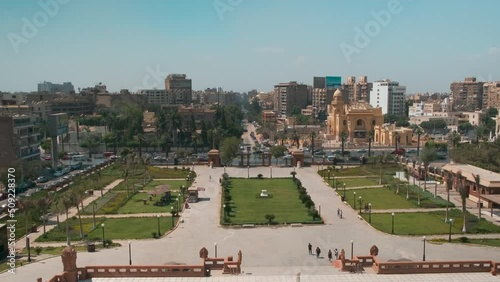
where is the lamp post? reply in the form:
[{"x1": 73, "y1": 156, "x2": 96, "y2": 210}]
[
  {"x1": 185, "y1": 177, "x2": 189, "y2": 187},
  {"x1": 270, "y1": 166, "x2": 272, "y2": 178},
  {"x1": 368, "y1": 203, "x2": 372, "y2": 223},
  {"x1": 422, "y1": 236, "x2": 426, "y2": 261},
  {"x1": 448, "y1": 219, "x2": 453, "y2": 242},
  {"x1": 156, "y1": 215, "x2": 161, "y2": 237},
  {"x1": 214, "y1": 243, "x2": 218, "y2": 258},
  {"x1": 434, "y1": 167, "x2": 438, "y2": 198},
  {"x1": 177, "y1": 197, "x2": 180, "y2": 212},
  {"x1": 92, "y1": 202, "x2": 96, "y2": 228},
  {"x1": 353, "y1": 192, "x2": 356, "y2": 210},
  {"x1": 350, "y1": 240, "x2": 354, "y2": 259},
  {"x1": 343, "y1": 183, "x2": 346, "y2": 199},
  {"x1": 26, "y1": 234, "x2": 31, "y2": 262},
  {"x1": 128, "y1": 241, "x2": 132, "y2": 265},
  {"x1": 101, "y1": 223, "x2": 105, "y2": 248},
  {"x1": 170, "y1": 207, "x2": 174, "y2": 226},
  {"x1": 223, "y1": 204, "x2": 227, "y2": 221},
  {"x1": 359, "y1": 196, "x2": 363, "y2": 213},
  {"x1": 247, "y1": 165, "x2": 250, "y2": 178},
  {"x1": 391, "y1": 212, "x2": 395, "y2": 234}
]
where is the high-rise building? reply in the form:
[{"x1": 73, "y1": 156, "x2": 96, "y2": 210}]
[
  {"x1": 273, "y1": 81, "x2": 308, "y2": 117},
  {"x1": 38, "y1": 81, "x2": 75, "y2": 94},
  {"x1": 341, "y1": 76, "x2": 372, "y2": 102},
  {"x1": 482, "y1": 82, "x2": 500, "y2": 109},
  {"x1": 313, "y1": 77, "x2": 326, "y2": 89},
  {"x1": 165, "y1": 74, "x2": 192, "y2": 105},
  {"x1": 369, "y1": 79, "x2": 406, "y2": 116},
  {"x1": 450, "y1": 77, "x2": 484, "y2": 111},
  {"x1": 0, "y1": 114, "x2": 41, "y2": 166}
]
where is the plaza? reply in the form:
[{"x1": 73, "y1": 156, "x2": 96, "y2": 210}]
[{"x1": 2, "y1": 166, "x2": 500, "y2": 281}]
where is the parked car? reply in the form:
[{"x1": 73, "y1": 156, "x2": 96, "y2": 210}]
[
  {"x1": 44, "y1": 155, "x2": 52, "y2": 161},
  {"x1": 357, "y1": 149, "x2": 368, "y2": 153},
  {"x1": 391, "y1": 148, "x2": 406, "y2": 155},
  {"x1": 36, "y1": 176, "x2": 49, "y2": 183},
  {"x1": 283, "y1": 155, "x2": 292, "y2": 159},
  {"x1": 70, "y1": 162, "x2": 83, "y2": 171}
]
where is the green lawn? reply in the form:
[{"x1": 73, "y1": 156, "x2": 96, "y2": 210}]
[
  {"x1": 36, "y1": 216, "x2": 176, "y2": 242},
  {"x1": 342, "y1": 188, "x2": 416, "y2": 209},
  {"x1": 329, "y1": 177, "x2": 380, "y2": 188},
  {"x1": 81, "y1": 191, "x2": 130, "y2": 215},
  {"x1": 226, "y1": 178, "x2": 320, "y2": 224},
  {"x1": 117, "y1": 192, "x2": 181, "y2": 214},
  {"x1": 148, "y1": 166, "x2": 195, "y2": 179},
  {"x1": 431, "y1": 238, "x2": 500, "y2": 248},
  {"x1": 142, "y1": 180, "x2": 186, "y2": 191},
  {"x1": 362, "y1": 210, "x2": 500, "y2": 235},
  {"x1": 320, "y1": 164, "x2": 400, "y2": 177}
]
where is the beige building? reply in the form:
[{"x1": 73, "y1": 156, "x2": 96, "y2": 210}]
[
  {"x1": 261, "y1": 110, "x2": 277, "y2": 123},
  {"x1": 342, "y1": 76, "x2": 372, "y2": 102},
  {"x1": 273, "y1": 81, "x2": 308, "y2": 117},
  {"x1": 178, "y1": 106, "x2": 215, "y2": 128},
  {"x1": 0, "y1": 114, "x2": 41, "y2": 166},
  {"x1": 326, "y1": 89, "x2": 383, "y2": 142},
  {"x1": 450, "y1": 77, "x2": 484, "y2": 110},
  {"x1": 374, "y1": 123, "x2": 413, "y2": 147},
  {"x1": 496, "y1": 112, "x2": 500, "y2": 139},
  {"x1": 483, "y1": 82, "x2": 500, "y2": 109}
]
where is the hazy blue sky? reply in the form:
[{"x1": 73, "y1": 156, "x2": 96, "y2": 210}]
[{"x1": 1, "y1": 0, "x2": 499, "y2": 93}]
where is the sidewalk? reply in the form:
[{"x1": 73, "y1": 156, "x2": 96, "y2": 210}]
[{"x1": 15, "y1": 179, "x2": 124, "y2": 250}]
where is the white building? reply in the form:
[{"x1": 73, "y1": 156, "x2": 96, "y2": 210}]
[
  {"x1": 369, "y1": 79, "x2": 406, "y2": 116},
  {"x1": 137, "y1": 89, "x2": 173, "y2": 105},
  {"x1": 408, "y1": 102, "x2": 425, "y2": 117}
]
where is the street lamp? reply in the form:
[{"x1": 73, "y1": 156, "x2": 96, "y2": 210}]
[
  {"x1": 185, "y1": 177, "x2": 189, "y2": 187},
  {"x1": 92, "y1": 202, "x2": 96, "y2": 228},
  {"x1": 247, "y1": 165, "x2": 250, "y2": 178},
  {"x1": 422, "y1": 236, "x2": 426, "y2": 261},
  {"x1": 214, "y1": 243, "x2": 218, "y2": 258},
  {"x1": 128, "y1": 241, "x2": 132, "y2": 265},
  {"x1": 170, "y1": 207, "x2": 174, "y2": 226},
  {"x1": 359, "y1": 196, "x2": 363, "y2": 213},
  {"x1": 223, "y1": 204, "x2": 227, "y2": 221},
  {"x1": 350, "y1": 240, "x2": 354, "y2": 259},
  {"x1": 343, "y1": 183, "x2": 346, "y2": 199},
  {"x1": 270, "y1": 166, "x2": 272, "y2": 178},
  {"x1": 353, "y1": 192, "x2": 356, "y2": 209},
  {"x1": 177, "y1": 197, "x2": 180, "y2": 211},
  {"x1": 156, "y1": 215, "x2": 161, "y2": 238},
  {"x1": 26, "y1": 234, "x2": 31, "y2": 262},
  {"x1": 368, "y1": 203, "x2": 372, "y2": 223},
  {"x1": 391, "y1": 212, "x2": 395, "y2": 234},
  {"x1": 101, "y1": 223, "x2": 105, "y2": 248},
  {"x1": 448, "y1": 219, "x2": 453, "y2": 242}
]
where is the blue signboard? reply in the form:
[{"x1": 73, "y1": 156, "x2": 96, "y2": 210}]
[{"x1": 325, "y1": 76, "x2": 342, "y2": 89}]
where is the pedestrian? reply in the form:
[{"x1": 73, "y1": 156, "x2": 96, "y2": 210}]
[
  {"x1": 334, "y1": 248, "x2": 338, "y2": 260},
  {"x1": 316, "y1": 247, "x2": 321, "y2": 258},
  {"x1": 337, "y1": 208, "x2": 340, "y2": 217},
  {"x1": 308, "y1": 243, "x2": 312, "y2": 255},
  {"x1": 209, "y1": 175, "x2": 212, "y2": 181},
  {"x1": 340, "y1": 209, "x2": 343, "y2": 219},
  {"x1": 328, "y1": 249, "x2": 332, "y2": 261}
]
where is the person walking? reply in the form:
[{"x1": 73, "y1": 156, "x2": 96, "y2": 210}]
[
  {"x1": 328, "y1": 249, "x2": 333, "y2": 261},
  {"x1": 334, "y1": 248, "x2": 338, "y2": 260},
  {"x1": 209, "y1": 175, "x2": 212, "y2": 181},
  {"x1": 308, "y1": 243, "x2": 312, "y2": 255},
  {"x1": 316, "y1": 247, "x2": 321, "y2": 258},
  {"x1": 340, "y1": 209, "x2": 343, "y2": 219}
]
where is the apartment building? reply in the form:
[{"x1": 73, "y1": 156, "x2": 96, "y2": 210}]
[
  {"x1": 177, "y1": 106, "x2": 216, "y2": 128},
  {"x1": 342, "y1": 76, "x2": 372, "y2": 102},
  {"x1": 38, "y1": 81, "x2": 75, "y2": 94},
  {"x1": 369, "y1": 79, "x2": 406, "y2": 115},
  {"x1": 165, "y1": 74, "x2": 192, "y2": 105},
  {"x1": 0, "y1": 114, "x2": 41, "y2": 166},
  {"x1": 450, "y1": 77, "x2": 484, "y2": 110},
  {"x1": 273, "y1": 81, "x2": 308, "y2": 117},
  {"x1": 483, "y1": 82, "x2": 500, "y2": 109}
]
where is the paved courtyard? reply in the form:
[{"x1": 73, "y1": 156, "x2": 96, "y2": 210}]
[{"x1": 2, "y1": 166, "x2": 500, "y2": 282}]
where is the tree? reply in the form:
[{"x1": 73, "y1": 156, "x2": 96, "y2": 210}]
[
  {"x1": 420, "y1": 119, "x2": 447, "y2": 131},
  {"x1": 458, "y1": 122, "x2": 474, "y2": 135},
  {"x1": 40, "y1": 138, "x2": 52, "y2": 153},
  {"x1": 220, "y1": 137, "x2": 240, "y2": 166},
  {"x1": 392, "y1": 132, "x2": 400, "y2": 152},
  {"x1": 270, "y1": 145, "x2": 287, "y2": 165},
  {"x1": 291, "y1": 106, "x2": 301, "y2": 116},
  {"x1": 35, "y1": 197, "x2": 52, "y2": 235},
  {"x1": 472, "y1": 173, "x2": 481, "y2": 220},
  {"x1": 419, "y1": 144, "x2": 437, "y2": 191},
  {"x1": 103, "y1": 132, "x2": 117, "y2": 153},
  {"x1": 290, "y1": 171, "x2": 297, "y2": 180},
  {"x1": 444, "y1": 171, "x2": 453, "y2": 222},
  {"x1": 367, "y1": 131, "x2": 374, "y2": 157},
  {"x1": 396, "y1": 117, "x2": 410, "y2": 127},
  {"x1": 309, "y1": 132, "x2": 317, "y2": 155},
  {"x1": 455, "y1": 171, "x2": 469, "y2": 232},
  {"x1": 69, "y1": 190, "x2": 85, "y2": 239},
  {"x1": 340, "y1": 131, "x2": 348, "y2": 156},
  {"x1": 80, "y1": 133, "x2": 102, "y2": 157},
  {"x1": 415, "y1": 128, "x2": 424, "y2": 157}
]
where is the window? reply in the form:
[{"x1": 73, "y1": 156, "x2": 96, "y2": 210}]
[
  {"x1": 356, "y1": 119, "x2": 363, "y2": 126},
  {"x1": 343, "y1": 120, "x2": 347, "y2": 126}
]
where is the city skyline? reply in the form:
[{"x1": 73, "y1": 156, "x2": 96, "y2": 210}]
[{"x1": 1, "y1": 0, "x2": 500, "y2": 94}]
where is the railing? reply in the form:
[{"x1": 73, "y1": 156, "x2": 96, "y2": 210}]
[
  {"x1": 374, "y1": 260, "x2": 493, "y2": 274},
  {"x1": 493, "y1": 262, "x2": 500, "y2": 275},
  {"x1": 204, "y1": 258, "x2": 224, "y2": 270},
  {"x1": 83, "y1": 265, "x2": 206, "y2": 278},
  {"x1": 355, "y1": 255, "x2": 375, "y2": 266},
  {"x1": 46, "y1": 275, "x2": 65, "y2": 282}
]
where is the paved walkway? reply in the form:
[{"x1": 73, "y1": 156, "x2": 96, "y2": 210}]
[
  {"x1": 14, "y1": 179, "x2": 124, "y2": 250},
  {"x1": 4, "y1": 166, "x2": 500, "y2": 282}
]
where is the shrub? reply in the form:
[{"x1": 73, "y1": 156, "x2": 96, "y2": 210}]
[
  {"x1": 459, "y1": 236, "x2": 469, "y2": 243},
  {"x1": 152, "y1": 232, "x2": 157, "y2": 239},
  {"x1": 104, "y1": 239, "x2": 113, "y2": 246},
  {"x1": 35, "y1": 246, "x2": 43, "y2": 255},
  {"x1": 257, "y1": 174, "x2": 263, "y2": 179},
  {"x1": 265, "y1": 213, "x2": 275, "y2": 224}
]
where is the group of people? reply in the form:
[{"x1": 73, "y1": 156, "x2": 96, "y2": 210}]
[
  {"x1": 308, "y1": 243, "x2": 338, "y2": 261},
  {"x1": 337, "y1": 208, "x2": 343, "y2": 219}
]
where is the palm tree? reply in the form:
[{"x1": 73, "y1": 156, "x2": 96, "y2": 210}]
[
  {"x1": 62, "y1": 195, "x2": 73, "y2": 245},
  {"x1": 472, "y1": 174, "x2": 481, "y2": 220},
  {"x1": 36, "y1": 197, "x2": 52, "y2": 234},
  {"x1": 340, "y1": 131, "x2": 347, "y2": 157},
  {"x1": 50, "y1": 193, "x2": 66, "y2": 230},
  {"x1": 17, "y1": 198, "x2": 34, "y2": 237},
  {"x1": 455, "y1": 171, "x2": 469, "y2": 232},
  {"x1": 420, "y1": 145, "x2": 437, "y2": 191},
  {"x1": 392, "y1": 132, "x2": 400, "y2": 152},
  {"x1": 415, "y1": 128, "x2": 424, "y2": 157},
  {"x1": 367, "y1": 131, "x2": 374, "y2": 157},
  {"x1": 69, "y1": 190, "x2": 84, "y2": 239},
  {"x1": 309, "y1": 131, "x2": 316, "y2": 154},
  {"x1": 444, "y1": 171, "x2": 453, "y2": 222}
]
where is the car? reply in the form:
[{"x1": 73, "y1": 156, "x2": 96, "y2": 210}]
[
  {"x1": 357, "y1": 149, "x2": 368, "y2": 153},
  {"x1": 63, "y1": 175, "x2": 71, "y2": 181},
  {"x1": 70, "y1": 163, "x2": 83, "y2": 171},
  {"x1": 153, "y1": 156, "x2": 167, "y2": 161},
  {"x1": 327, "y1": 155, "x2": 336, "y2": 162},
  {"x1": 44, "y1": 155, "x2": 52, "y2": 161},
  {"x1": 36, "y1": 176, "x2": 49, "y2": 183},
  {"x1": 407, "y1": 149, "x2": 417, "y2": 154},
  {"x1": 283, "y1": 155, "x2": 292, "y2": 159},
  {"x1": 110, "y1": 155, "x2": 118, "y2": 160},
  {"x1": 391, "y1": 148, "x2": 406, "y2": 155}
]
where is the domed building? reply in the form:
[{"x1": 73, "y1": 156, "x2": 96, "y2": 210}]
[{"x1": 326, "y1": 89, "x2": 383, "y2": 142}]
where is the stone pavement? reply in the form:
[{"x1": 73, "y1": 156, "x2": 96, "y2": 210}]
[{"x1": 3, "y1": 166, "x2": 500, "y2": 282}]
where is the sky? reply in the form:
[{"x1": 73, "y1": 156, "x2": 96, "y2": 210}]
[{"x1": 0, "y1": 0, "x2": 499, "y2": 94}]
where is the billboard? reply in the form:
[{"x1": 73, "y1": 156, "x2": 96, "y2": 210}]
[
  {"x1": 48, "y1": 113, "x2": 69, "y2": 137},
  {"x1": 325, "y1": 76, "x2": 342, "y2": 89}
]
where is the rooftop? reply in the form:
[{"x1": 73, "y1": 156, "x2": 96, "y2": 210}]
[{"x1": 442, "y1": 163, "x2": 500, "y2": 188}]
